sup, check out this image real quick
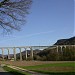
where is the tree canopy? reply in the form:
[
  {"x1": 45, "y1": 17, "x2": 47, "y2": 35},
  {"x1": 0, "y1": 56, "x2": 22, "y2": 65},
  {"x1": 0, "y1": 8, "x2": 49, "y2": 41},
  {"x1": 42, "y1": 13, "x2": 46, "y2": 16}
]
[{"x1": 0, "y1": 0, "x2": 32, "y2": 33}]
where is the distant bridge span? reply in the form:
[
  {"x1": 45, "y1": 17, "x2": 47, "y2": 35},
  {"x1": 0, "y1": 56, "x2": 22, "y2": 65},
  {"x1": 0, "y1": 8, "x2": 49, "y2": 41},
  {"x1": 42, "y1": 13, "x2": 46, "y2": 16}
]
[{"x1": 0, "y1": 45, "x2": 75, "y2": 61}]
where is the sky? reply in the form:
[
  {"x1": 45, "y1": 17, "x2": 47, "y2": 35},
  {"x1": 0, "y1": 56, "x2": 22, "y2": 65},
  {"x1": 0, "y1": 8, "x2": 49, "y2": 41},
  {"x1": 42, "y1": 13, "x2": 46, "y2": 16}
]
[{"x1": 0, "y1": 0, "x2": 74, "y2": 49}]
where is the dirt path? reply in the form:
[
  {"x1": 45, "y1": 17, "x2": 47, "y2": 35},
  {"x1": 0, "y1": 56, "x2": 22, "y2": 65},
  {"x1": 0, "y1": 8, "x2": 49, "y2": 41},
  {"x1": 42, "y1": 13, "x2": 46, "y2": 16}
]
[
  {"x1": 0, "y1": 67, "x2": 6, "y2": 72},
  {"x1": 7, "y1": 65, "x2": 48, "y2": 75},
  {"x1": 0, "y1": 67, "x2": 13, "y2": 75}
]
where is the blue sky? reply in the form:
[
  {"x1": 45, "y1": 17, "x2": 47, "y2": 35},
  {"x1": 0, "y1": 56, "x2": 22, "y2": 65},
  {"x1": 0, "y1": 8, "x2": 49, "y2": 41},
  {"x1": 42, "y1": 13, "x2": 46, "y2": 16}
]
[{"x1": 0, "y1": 0, "x2": 74, "y2": 48}]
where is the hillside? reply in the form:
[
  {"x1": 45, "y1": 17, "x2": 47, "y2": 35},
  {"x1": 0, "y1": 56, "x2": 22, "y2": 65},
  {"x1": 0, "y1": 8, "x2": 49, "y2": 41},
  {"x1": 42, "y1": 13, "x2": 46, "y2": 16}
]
[
  {"x1": 36, "y1": 36, "x2": 75, "y2": 61},
  {"x1": 54, "y1": 36, "x2": 75, "y2": 45}
]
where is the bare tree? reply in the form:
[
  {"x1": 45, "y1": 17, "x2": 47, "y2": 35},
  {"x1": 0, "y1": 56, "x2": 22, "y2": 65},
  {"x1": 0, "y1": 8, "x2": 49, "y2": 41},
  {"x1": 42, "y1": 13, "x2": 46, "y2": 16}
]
[{"x1": 0, "y1": 0, "x2": 32, "y2": 33}]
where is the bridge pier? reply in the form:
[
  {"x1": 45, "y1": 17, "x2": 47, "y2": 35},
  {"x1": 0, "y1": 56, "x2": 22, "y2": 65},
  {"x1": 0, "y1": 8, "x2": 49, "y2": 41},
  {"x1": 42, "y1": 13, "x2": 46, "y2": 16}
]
[
  {"x1": 19, "y1": 48, "x2": 22, "y2": 61},
  {"x1": 25, "y1": 48, "x2": 27, "y2": 60},
  {"x1": 73, "y1": 45, "x2": 75, "y2": 48},
  {"x1": 60, "y1": 46, "x2": 63, "y2": 52},
  {"x1": 30, "y1": 47, "x2": 33, "y2": 60},
  {"x1": 7, "y1": 48, "x2": 10, "y2": 59},
  {"x1": 13, "y1": 48, "x2": 16, "y2": 61},
  {"x1": 2, "y1": 48, "x2": 4, "y2": 60},
  {"x1": 57, "y1": 46, "x2": 58, "y2": 52}
]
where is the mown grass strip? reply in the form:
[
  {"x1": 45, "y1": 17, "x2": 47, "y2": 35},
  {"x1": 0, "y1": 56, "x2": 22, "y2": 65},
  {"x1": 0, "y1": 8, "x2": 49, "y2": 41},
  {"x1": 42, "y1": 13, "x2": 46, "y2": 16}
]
[
  {"x1": 3, "y1": 66, "x2": 31, "y2": 75},
  {"x1": 21, "y1": 62, "x2": 75, "y2": 69},
  {"x1": 20, "y1": 62, "x2": 75, "y2": 75}
]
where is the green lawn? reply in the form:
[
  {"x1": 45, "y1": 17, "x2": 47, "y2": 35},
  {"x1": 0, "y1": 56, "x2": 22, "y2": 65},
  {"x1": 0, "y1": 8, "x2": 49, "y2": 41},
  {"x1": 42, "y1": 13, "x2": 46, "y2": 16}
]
[{"x1": 20, "y1": 62, "x2": 75, "y2": 75}]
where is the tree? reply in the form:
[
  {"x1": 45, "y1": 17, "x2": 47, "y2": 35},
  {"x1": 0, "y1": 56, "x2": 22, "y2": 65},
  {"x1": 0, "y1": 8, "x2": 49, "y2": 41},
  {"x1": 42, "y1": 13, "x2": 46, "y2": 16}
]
[
  {"x1": 0, "y1": 0, "x2": 32, "y2": 33},
  {"x1": 62, "y1": 46, "x2": 75, "y2": 61}
]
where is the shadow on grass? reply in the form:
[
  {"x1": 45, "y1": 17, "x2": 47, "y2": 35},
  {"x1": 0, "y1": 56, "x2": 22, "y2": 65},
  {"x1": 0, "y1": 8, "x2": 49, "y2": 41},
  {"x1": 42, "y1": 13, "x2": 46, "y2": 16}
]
[
  {"x1": 48, "y1": 72, "x2": 75, "y2": 75},
  {"x1": 32, "y1": 70, "x2": 75, "y2": 75},
  {"x1": 0, "y1": 71, "x2": 25, "y2": 75},
  {"x1": 8, "y1": 71, "x2": 25, "y2": 75},
  {"x1": 0, "y1": 72, "x2": 20, "y2": 75}
]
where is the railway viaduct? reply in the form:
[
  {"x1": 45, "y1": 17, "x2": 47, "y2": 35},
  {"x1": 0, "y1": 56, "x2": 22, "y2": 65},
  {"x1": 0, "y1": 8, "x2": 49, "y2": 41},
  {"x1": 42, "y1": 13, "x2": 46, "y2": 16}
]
[{"x1": 0, "y1": 45, "x2": 75, "y2": 61}]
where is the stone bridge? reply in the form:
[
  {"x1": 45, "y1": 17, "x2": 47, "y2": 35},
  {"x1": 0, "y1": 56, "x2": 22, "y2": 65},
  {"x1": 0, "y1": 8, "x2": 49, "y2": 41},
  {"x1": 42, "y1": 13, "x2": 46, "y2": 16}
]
[{"x1": 0, "y1": 45, "x2": 75, "y2": 61}]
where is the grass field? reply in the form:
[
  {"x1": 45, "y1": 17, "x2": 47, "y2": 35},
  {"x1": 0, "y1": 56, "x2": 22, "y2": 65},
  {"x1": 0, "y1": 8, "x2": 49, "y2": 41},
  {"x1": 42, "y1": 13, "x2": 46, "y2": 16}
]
[
  {"x1": 20, "y1": 61, "x2": 75, "y2": 75},
  {"x1": 0, "y1": 61, "x2": 75, "y2": 75},
  {"x1": 0, "y1": 61, "x2": 74, "y2": 66}
]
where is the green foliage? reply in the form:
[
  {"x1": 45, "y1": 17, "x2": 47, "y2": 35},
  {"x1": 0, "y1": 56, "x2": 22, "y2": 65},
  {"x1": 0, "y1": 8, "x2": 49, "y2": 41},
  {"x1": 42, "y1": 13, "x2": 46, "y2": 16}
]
[
  {"x1": 62, "y1": 46, "x2": 75, "y2": 61},
  {"x1": 36, "y1": 46, "x2": 75, "y2": 61},
  {"x1": 33, "y1": 55, "x2": 41, "y2": 60}
]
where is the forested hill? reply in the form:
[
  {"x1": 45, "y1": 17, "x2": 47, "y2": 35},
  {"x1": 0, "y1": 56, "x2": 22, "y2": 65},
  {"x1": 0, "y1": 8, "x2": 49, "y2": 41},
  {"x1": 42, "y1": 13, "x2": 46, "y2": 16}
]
[
  {"x1": 54, "y1": 36, "x2": 75, "y2": 45},
  {"x1": 36, "y1": 36, "x2": 75, "y2": 61}
]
